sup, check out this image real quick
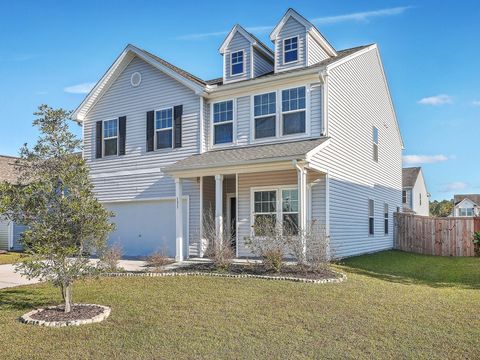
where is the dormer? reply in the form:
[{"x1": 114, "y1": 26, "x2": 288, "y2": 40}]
[
  {"x1": 220, "y1": 25, "x2": 274, "y2": 84},
  {"x1": 270, "y1": 8, "x2": 337, "y2": 73}
]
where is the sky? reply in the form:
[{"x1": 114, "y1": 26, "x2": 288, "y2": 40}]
[{"x1": 0, "y1": 0, "x2": 478, "y2": 200}]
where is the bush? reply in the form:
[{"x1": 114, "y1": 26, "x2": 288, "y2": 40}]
[
  {"x1": 473, "y1": 231, "x2": 480, "y2": 257},
  {"x1": 97, "y1": 245, "x2": 123, "y2": 272},
  {"x1": 146, "y1": 249, "x2": 172, "y2": 272},
  {"x1": 202, "y1": 209, "x2": 234, "y2": 271}
]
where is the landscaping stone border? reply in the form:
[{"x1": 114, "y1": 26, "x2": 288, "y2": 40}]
[
  {"x1": 20, "y1": 304, "x2": 111, "y2": 327},
  {"x1": 105, "y1": 270, "x2": 347, "y2": 284}
]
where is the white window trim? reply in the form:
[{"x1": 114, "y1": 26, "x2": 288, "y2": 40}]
[
  {"x1": 154, "y1": 106, "x2": 174, "y2": 151},
  {"x1": 283, "y1": 36, "x2": 299, "y2": 65},
  {"x1": 280, "y1": 85, "x2": 309, "y2": 138},
  {"x1": 251, "y1": 91, "x2": 278, "y2": 141},
  {"x1": 230, "y1": 50, "x2": 245, "y2": 77},
  {"x1": 210, "y1": 99, "x2": 236, "y2": 149},
  {"x1": 250, "y1": 185, "x2": 298, "y2": 237},
  {"x1": 102, "y1": 118, "x2": 119, "y2": 157}
]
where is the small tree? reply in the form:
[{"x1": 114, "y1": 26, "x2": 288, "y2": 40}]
[
  {"x1": 0, "y1": 105, "x2": 114, "y2": 313},
  {"x1": 202, "y1": 208, "x2": 234, "y2": 271}
]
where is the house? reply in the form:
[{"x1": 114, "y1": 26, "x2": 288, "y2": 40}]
[
  {"x1": 72, "y1": 8, "x2": 404, "y2": 260},
  {"x1": 0, "y1": 155, "x2": 25, "y2": 251},
  {"x1": 402, "y1": 167, "x2": 429, "y2": 216},
  {"x1": 452, "y1": 194, "x2": 480, "y2": 217}
]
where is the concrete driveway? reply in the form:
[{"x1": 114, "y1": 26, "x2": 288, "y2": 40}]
[{"x1": 0, "y1": 264, "x2": 40, "y2": 289}]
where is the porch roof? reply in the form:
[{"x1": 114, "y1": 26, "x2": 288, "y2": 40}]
[{"x1": 164, "y1": 137, "x2": 329, "y2": 174}]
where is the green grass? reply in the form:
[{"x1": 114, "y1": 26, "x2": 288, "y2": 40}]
[
  {"x1": 0, "y1": 252, "x2": 22, "y2": 265},
  {"x1": 0, "y1": 250, "x2": 479, "y2": 359}
]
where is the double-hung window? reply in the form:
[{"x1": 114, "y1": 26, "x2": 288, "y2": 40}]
[
  {"x1": 231, "y1": 50, "x2": 244, "y2": 76},
  {"x1": 460, "y1": 208, "x2": 474, "y2": 216},
  {"x1": 156, "y1": 108, "x2": 173, "y2": 149},
  {"x1": 373, "y1": 126, "x2": 379, "y2": 162},
  {"x1": 254, "y1": 92, "x2": 276, "y2": 139},
  {"x1": 213, "y1": 100, "x2": 234, "y2": 145},
  {"x1": 284, "y1": 37, "x2": 298, "y2": 63},
  {"x1": 282, "y1": 87, "x2": 306, "y2": 135},
  {"x1": 253, "y1": 190, "x2": 277, "y2": 236},
  {"x1": 384, "y1": 203, "x2": 389, "y2": 235},
  {"x1": 282, "y1": 189, "x2": 299, "y2": 235},
  {"x1": 103, "y1": 119, "x2": 118, "y2": 156},
  {"x1": 402, "y1": 190, "x2": 407, "y2": 204},
  {"x1": 369, "y1": 199, "x2": 375, "y2": 235}
]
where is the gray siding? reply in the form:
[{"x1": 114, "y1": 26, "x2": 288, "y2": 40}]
[
  {"x1": 310, "y1": 83, "x2": 323, "y2": 137},
  {"x1": 253, "y1": 49, "x2": 274, "y2": 77},
  {"x1": 223, "y1": 32, "x2": 251, "y2": 83},
  {"x1": 310, "y1": 48, "x2": 403, "y2": 258},
  {"x1": 307, "y1": 34, "x2": 329, "y2": 65},
  {"x1": 275, "y1": 17, "x2": 307, "y2": 72},
  {"x1": 310, "y1": 175, "x2": 326, "y2": 227}
]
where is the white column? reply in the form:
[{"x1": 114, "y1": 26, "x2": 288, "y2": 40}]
[
  {"x1": 215, "y1": 174, "x2": 224, "y2": 243},
  {"x1": 297, "y1": 166, "x2": 308, "y2": 256},
  {"x1": 199, "y1": 176, "x2": 204, "y2": 257},
  {"x1": 175, "y1": 178, "x2": 184, "y2": 261}
]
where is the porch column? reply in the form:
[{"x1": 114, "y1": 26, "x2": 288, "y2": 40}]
[
  {"x1": 297, "y1": 166, "x2": 308, "y2": 256},
  {"x1": 175, "y1": 178, "x2": 184, "y2": 261},
  {"x1": 215, "y1": 174, "x2": 224, "y2": 243}
]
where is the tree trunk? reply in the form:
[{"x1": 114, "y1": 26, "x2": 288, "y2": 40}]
[{"x1": 62, "y1": 283, "x2": 72, "y2": 313}]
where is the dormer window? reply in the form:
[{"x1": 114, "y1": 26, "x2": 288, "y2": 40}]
[
  {"x1": 284, "y1": 37, "x2": 298, "y2": 64},
  {"x1": 231, "y1": 50, "x2": 244, "y2": 76}
]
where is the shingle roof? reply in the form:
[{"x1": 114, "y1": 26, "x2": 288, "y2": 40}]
[
  {"x1": 205, "y1": 45, "x2": 370, "y2": 86},
  {"x1": 0, "y1": 155, "x2": 21, "y2": 184},
  {"x1": 454, "y1": 194, "x2": 480, "y2": 206},
  {"x1": 402, "y1": 167, "x2": 421, "y2": 188},
  {"x1": 165, "y1": 137, "x2": 329, "y2": 173}
]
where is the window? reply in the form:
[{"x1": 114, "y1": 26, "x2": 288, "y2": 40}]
[
  {"x1": 369, "y1": 199, "x2": 374, "y2": 235},
  {"x1": 373, "y1": 126, "x2": 379, "y2": 162},
  {"x1": 231, "y1": 51, "x2": 244, "y2": 75},
  {"x1": 284, "y1": 37, "x2": 298, "y2": 63},
  {"x1": 282, "y1": 189, "x2": 299, "y2": 235},
  {"x1": 419, "y1": 193, "x2": 422, "y2": 206},
  {"x1": 155, "y1": 108, "x2": 173, "y2": 149},
  {"x1": 213, "y1": 100, "x2": 234, "y2": 145},
  {"x1": 384, "y1": 203, "x2": 389, "y2": 235},
  {"x1": 103, "y1": 119, "x2": 118, "y2": 156},
  {"x1": 254, "y1": 92, "x2": 276, "y2": 139},
  {"x1": 282, "y1": 87, "x2": 306, "y2": 135},
  {"x1": 253, "y1": 190, "x2": 277, "y2": 236},
  {"x1": 402, "y1": 190, "x2": 407, "y2": 204},
  {"x1": 459, "y1": 208, "x2": 474, "y2": 217}
]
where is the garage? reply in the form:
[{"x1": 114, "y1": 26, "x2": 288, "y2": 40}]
[{"x1": 105, "y1": 198, "x2": 188, "y2": 258}]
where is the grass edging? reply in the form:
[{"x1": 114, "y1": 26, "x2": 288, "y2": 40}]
[
  {"x1": 20, "y1": 304, "x2": 111, "y2": 327},
  {"x1": 103, "y1": 270, "x2": 347, "y2": 284}
]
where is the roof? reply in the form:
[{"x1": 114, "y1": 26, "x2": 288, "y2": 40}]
[
  {"x1": 165, "y1": 137, "x2": 329, "y2": 173},
  {"x1": 0, "y1": 155, "x2": 20, "y2": 184},
  {"x1": 206, "y1": 45, "x2": 370, "y2": 87},
  {"x1": 219, "y1": 24, "x2": 274, "y2": 58},
  {"x1": 454, "y1": 194, "x2": 480, "y2": 206},
  {"x1": 402, "y1": 167, "x2": 421, "y2": 188}
]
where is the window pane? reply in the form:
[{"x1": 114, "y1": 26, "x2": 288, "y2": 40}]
[
  {"x1": 369, "y1": 199, "x2": 374, "y2": 217},
  {"x1": 156, "y1": 109, "x2": 173, "y2": 130},
  {"x1": 214, "y1": 123, "x2": 233, "y2": 144},
  {"x1": 384, "y1": 219, "x2": 389, "y2": 234},
  {"x1": 157, "y1": 130, "x2": 172, "y2": 149},
  {"x1": 232, "y1": 62, "x2": 243, "y2": 75},
  {"x1": 255, "y1": 116, "x2": 276, "y2": 139},
  {"x1": 282, "y1": 189, "x2": 298, "y2": 212},
  {"x1": 254, "y1": 92, "x2": 276, "y2": 117},
  {"x1": 373, "y1": 127, "x2": 379, "y2": 144},
  {"x1": 104, "y1": 119, "x2": 118, "y2": 138},
  {"x1": 104, "y1": 138, "x2": 117, "y2": 156},
  {"x1": 283, "y1": 214, "x2": 299, "y2": 235},
  {"x1": 213, "y1": 101, "x2": 233, "y2": 124},
  {"x1": 283, "y1": 111, "x2": 306, "y2": 135},
  {"x1": 369, "y1": 217, "x2": 374, "y2": 235}
]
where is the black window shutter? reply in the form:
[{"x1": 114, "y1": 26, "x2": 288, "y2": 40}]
[
  {"x1": 146, "y1": 111, "x2": 154, "y2": 152},
  {"x1": 173, "y1": 105, "x2": 183, "y2": 148},
  {"x1": 118, "y1": 116, "x2": 126, "y2": 156},
  {"x1": 95, "y1": 121, "x2": 102, "y2": 158}
]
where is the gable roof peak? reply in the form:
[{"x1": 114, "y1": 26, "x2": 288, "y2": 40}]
[{"x1": 219, "y1": 24, "x2": 273, "y2": 58}]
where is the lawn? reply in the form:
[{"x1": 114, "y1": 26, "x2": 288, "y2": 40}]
[
  {"x1": 0, "y1": 250, "x2": 479, "y2": 359},
  {"x1": 0, "y1": 252, "x2": 22, "y2": 265}
]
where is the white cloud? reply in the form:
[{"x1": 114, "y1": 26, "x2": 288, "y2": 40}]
[
  {"x1": 0, "y1": 54, "x2": 39, "y2": 62},
  {"x1": 403, "y1": 154, "x2": 450, "y2": 165},
  {"x1": 440, "y1": 182, "x2": 468, "y2": 193},
  {"x1": 177, "y1": 6, "x2": 412, "y2": 40},
  {"x1": 472, "y1": 100, "x2": 480, "y2": 107},
  {"x1": 64, "y1": 82, "x2": 95, "y2": 94},
  {"x1": 418, "y1": 94, "x2": 453, "y2": 106}
]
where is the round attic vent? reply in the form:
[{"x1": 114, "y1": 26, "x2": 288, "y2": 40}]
[{"x1": 130, "y1": 72, "x2": 142, "y2": 87}]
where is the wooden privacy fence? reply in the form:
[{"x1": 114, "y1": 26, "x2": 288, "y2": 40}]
[{"x1": 394, "y1": 213, "x2": 480, "y2": 257}]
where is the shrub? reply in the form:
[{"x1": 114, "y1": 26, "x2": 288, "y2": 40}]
[
  {"x1": 473, "y1": 232, "x2": 480, "y2": 257},
  {"x1": 97, "y1": 245, "x2": 123, "y2": 272},
  {"x1": 202, "y1": 209, "x2": 234, "y2": 271},
  {"x1": 146, "y1": 249, "x2": 172, "y2": 272}
]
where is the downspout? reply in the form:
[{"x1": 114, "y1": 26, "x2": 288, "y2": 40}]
[
  {"x1": 293, "y1": 160, "x2": 307, "y2": 259},
  {"x1": 319, "y1": 69, "x2": 329, "y2": 137}
]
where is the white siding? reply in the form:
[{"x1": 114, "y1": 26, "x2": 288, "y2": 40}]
[
  {"x1": 310, "y1": 48, "x2": 403, "y2": 258},
  {"x1": 310, "y1": 83, "x2": 323, "y2": 137},
  {"x1": 310, "y1": 175, "x2": 326, "y2": 226},
  {"x1": 253, "y1": 49, "x2": 273, "y2": 77},
  {"x1": 307, "y1": 33, "x2": 329, "y2": 65},
  {"x1": 223, "y1": 32, "x2": 252, "y2": 84},
  {"x1": 410, "y1": 171, "x2": 429, "y2": 216},
  {"x1": 275, "y1": 17, "x2": 307, "y2": 72},
  {"x1": 0, "y1": 219, "x2": 9, "y2": 250}
]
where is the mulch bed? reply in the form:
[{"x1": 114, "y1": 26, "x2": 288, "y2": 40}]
[
  {"x1": 30, "y1": 305, "x2": 104, "y2": 322},
  {"x1": 168, "y1": 262, "x2": 341, "y2": 280}
]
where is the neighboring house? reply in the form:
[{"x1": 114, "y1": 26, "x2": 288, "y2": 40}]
[
  {"x1": 72, "y1": 8, "x2": 404, "y2": 260},
  {"x1": 0, "y1": 155, "x2": 25, "y2": 251},
  {"x1": 452, "y1": 194, "x2": 480, "y2": 217},
  {"x1": 402, "y1": 167, "x2": 429, "y2": 216}
]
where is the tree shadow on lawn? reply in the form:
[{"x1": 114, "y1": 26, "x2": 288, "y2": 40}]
[
  {"x1": 336, "y1": 250, "x2": 480, "y2": 290},
  {"x1": 0, "y1": 286, "x2": 55, "y2": 311}
]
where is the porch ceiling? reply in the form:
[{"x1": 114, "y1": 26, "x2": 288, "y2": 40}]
[{"x1": 164, "y1": 137, "x2": 330, "y2": 176}]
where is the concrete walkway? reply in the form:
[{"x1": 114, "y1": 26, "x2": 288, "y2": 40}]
[{"x1": 0, "y1": 264, "x2": 40, "y2": 289}]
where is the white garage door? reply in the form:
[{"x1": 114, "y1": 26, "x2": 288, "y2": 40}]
[{"x1": 105, "y1": 199, "x2": 188, "y2": 258}]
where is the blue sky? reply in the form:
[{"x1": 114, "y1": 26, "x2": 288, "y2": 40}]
[{"x1": 0, "y1": 0, "x2": 478, "y2": 200}]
